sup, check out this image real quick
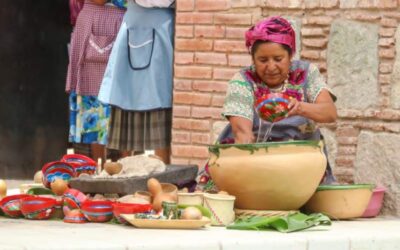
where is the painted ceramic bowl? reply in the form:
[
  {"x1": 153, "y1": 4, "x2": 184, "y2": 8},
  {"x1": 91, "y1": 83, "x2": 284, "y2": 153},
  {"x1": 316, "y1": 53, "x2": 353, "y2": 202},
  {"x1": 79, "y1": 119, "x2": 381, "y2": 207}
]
[
  {"x1": 63, "y1": 209, "x2": 87, "y2": 223},
  {"x1": 81, "y1": 200, "x2": 114, "y2": 223},
  {"x1": 208, "y1": 140, "x2": 327, "y2": 210},
  {"x1": 304, "y1": 184, "x2": 374, "y2": 219},
  {"x1": 61, "y1": 154, "x2": 97, "y2": 176},
  {"x1": 41, "y1": 161, "x2": 75, "y2": 188},
  {"x1": 254, "y1": 93, "x2": 290, "y2": 122},
  {"x1": 63, "y1": 188, "x2": 88, "y2": 216},
  {"x1": 362, "y1": 186, "x2": 386, "y2": 218},
  {"x1": 0, "y1": 194, "x2": 32, "y2": 218},
  {"x1": 20, "y1": 196, "x2": 57, "y2": 220},
  {"x1": 112, "y1": 203, "x2": 153, "y2": 224}
]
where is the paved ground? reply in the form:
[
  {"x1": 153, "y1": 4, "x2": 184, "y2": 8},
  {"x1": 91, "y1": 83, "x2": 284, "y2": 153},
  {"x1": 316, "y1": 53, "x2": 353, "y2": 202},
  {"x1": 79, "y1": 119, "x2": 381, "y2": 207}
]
[{"x1": 0, "y1": 216, "x2": 399, "y2": 249}]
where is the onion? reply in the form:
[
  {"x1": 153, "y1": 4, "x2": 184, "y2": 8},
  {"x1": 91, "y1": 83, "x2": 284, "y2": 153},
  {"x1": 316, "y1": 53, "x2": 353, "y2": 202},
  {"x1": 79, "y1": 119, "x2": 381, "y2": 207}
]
[{"x1": 180, "y1": 206, "x2": 202, "y2": 220}]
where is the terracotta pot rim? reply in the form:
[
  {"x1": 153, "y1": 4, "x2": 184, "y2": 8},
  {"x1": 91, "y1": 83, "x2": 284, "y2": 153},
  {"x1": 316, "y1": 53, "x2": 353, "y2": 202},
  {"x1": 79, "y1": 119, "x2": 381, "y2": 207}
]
[
  {"x1": 317, "y1": 184, "x2": 374, "y2": 191},
  {"x1": 209, "y1": 140, "x2": 321, "y2": 150}
]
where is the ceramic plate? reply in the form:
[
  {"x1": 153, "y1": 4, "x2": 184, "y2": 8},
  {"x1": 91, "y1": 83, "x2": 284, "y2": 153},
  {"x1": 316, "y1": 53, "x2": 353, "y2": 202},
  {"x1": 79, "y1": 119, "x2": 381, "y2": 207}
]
[{"x1": 120, "y1": 215, "x2": 211, "y2": 229}]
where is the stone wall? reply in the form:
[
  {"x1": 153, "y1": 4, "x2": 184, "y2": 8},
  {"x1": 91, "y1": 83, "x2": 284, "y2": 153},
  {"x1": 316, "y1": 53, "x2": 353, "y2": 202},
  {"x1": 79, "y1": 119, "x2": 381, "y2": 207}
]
[{"x1": 172, "y1": 0, "x2": 400, "y2": 215}]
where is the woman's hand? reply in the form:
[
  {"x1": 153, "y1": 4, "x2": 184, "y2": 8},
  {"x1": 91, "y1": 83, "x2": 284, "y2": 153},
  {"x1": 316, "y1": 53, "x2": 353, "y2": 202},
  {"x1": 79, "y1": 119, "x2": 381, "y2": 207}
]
[{"x1": 287, "y1": 98, "x2": 303, "y2": 117}]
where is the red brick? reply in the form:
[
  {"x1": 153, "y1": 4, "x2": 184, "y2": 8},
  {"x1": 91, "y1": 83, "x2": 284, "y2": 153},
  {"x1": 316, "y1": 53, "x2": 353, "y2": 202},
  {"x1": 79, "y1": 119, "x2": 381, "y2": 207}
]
[
  {"x1": 214, "y1": 14, "x2": 252, "y2": 25},
  {"x1": 231, "y1": 0, "x2": 248, "y2": 8},
  {"x1": 335, "y1": 156, "x2": 355, "y2": 167},
  {"x1": 173, "y1": 79, "x2": 192, "y2": 91},
  {"x1": 379, "y1": 48, "x2": 395, "y2": 59},
  {"x1": 214, "y1": 40, "x2": 247, "y2": 53},
  {"x1": 302, "y1": 38, "x2": 328, "y2": 48},
  {"x1": 172, "y1": 105, "x2": 191, "y2": 117},
  {"x1": 171, "y1": 145, "x2": 209, "y2": 158},
  {"x1": 195, "y1": 0, "x2": 230, "y2": 11},
  {"x1": 349, "y1": 12, "x2": 380, "y2": 21},
  {"x1": 192, "y1": 93, "x2": 212, "y2": 106},
  {"x1": 176, "y1": 13, "x2": 213, "y2": 24},
  {"x1": 337, "y1": 137, "x2": 358, "y2": 145},
  {"x1": 337, "y1": 146, "x2": 356, "y2": 155},
  {"x1": 381, "y1": 17, "x2": 398, "y2": 27},
  {"x1": 338, "y1": 109, "x2": 363, "y2": 118},
  {"x1": 195, "y1": 25, "x2": 225, "y2": 38},
  {"x1": 304, "y1": 16, "x2": 333, "y2": 25},
  {"x1": 192, "y1": 106, "x2": 222, "y2": 119},
  {"x1": 226, "y1": 27, "x2": 248, "y2": 39},
  {"x1": 195, "y1": 52, "x2": 227, "y2": 65},
  {"x1": 263, "y1": 0, "x2": 287, "y2": 8},
  {"x1": 376, "y1": 109, "x2": 400, "y2": 120},
  {"x1": 191, "y1": 119, "x2": 211, "y2": 131},
  {"x1": 191, "y1": 132, "x2": 211, "y2": 144},
  {"x1": 175, "y1": 25, "x2": 194, "y2": 38},
  {"x1": 172, "y1": 118, "x2": 191, "y2": 129},
  {"x1": 192, "y1": 80, "x2": 228, "y2": 93},
  {"x1": 379, "y1": 38, "x2": 395, "y2": 47},
  {"x1": 379, "y1": 63, "x2": 393, "y2": 74},
  {"x1": 175, "y1": 38, "x2": 213, "y2": 51},
  {"x1": 176, "y1": 0, "x2": 195, "y2": 11},
  {"x1": 228, "y1": 54, "x2": 252, "y2": 67},
  {"x1": 170, "y1": 157, "x2": 190, "y2": 165},
  {"x1": 189, "y1": 159, "x2": 207, "y2": 167},
  {"x1": 172, "y1": 131, "x2": 191, "y2": 143},
  {"x1": 174, "y1": 52, "x2": 194, "y2": 65},
  {"x1": 211, "y1": 95, "x2": 225, "y2": 107},
  {"x1": 336, "y1": 127, "x2": 359, "y2": 137},
  {"x1": 301, "y1": 27, "x2": 325, "y2": 37},
  {"x1": 300, "y1": 50, "x2": 320, "y2": 60},
  {"x1": 175, "y1": 65, "x2": 212, "y2": 79},
  {"x1": 213, "y1": 67, "x2": 238, "y2": 80},
  {"x1": 174, "y1": 92, "x2": 193, "y2": 105},
  {"x1": 379, "y1": 27, "x2": 396, "y2": 37}
]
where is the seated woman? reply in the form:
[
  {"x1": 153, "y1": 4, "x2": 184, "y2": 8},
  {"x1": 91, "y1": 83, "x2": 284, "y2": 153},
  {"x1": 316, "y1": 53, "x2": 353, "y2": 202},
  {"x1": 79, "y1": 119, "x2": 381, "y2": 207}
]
[{"x1": 199, "y1": 16, "x2": 337, "y2": 188}]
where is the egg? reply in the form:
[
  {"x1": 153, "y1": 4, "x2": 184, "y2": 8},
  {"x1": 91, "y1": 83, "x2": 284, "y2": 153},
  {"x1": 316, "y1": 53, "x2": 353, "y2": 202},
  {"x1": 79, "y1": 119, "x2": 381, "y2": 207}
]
[
  {"x1": 180, "y1": 206, "x2": 202, "y2": 220},
  {"x1": 33, "y1": 170, "x2": 43, "y2": 183},
  {"x1": 50, "y1": 178, "x2": 69, "y2": 196},
  {"x1": 104, "y1": 162, "x2": 123, "y2": 175},
  {"x1": 0, "y1": 179, "x2": 7, "y2": 198}
]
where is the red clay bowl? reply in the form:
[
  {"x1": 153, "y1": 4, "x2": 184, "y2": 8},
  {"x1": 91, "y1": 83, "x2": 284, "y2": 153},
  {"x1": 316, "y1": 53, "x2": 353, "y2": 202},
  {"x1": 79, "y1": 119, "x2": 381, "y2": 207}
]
[
  {"x1": 63, "y1": 209, "x2": 87, "y2": 223},
  {"x1": 41, "y1": 161, "x2": 75, "y2": 188},
  {"x1": 81, "y1": 200, "x2": 114, "y2": 223},
  {"x1": 254, "y1": 93, "x2": 290, "y2": 122},
  {"x1": 112, "y1": 202, "x2": 153, "y2": 224},
  {"x1": 20, "y1": 196, "x2": 57, "y2": 220},
  {"x1": 61, "y1": 154, "x2": 97, "y2": 176},
  {"x1": 63, "y1": 188, "x2": 88, "y2": 216},
  {"x1": 0, "y1": 194, "x2": 32, "y2": 218}
]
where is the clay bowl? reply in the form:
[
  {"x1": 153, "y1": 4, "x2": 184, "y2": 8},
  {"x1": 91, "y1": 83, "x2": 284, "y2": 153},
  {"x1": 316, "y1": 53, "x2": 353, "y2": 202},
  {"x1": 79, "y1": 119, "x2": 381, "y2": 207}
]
[
  {"x1": 304, "y1": 184, "x2": 374, "y2": 219},
  {"x1": 61, "y1": 154, "x2": 97, "y2": 176},
  {"x1": 254, "y1": 93, "x2": 290, "y2": 122},
  {"x1": 112, "y1": 202, "x2": 153, "y2": 224},
  {"x1": 208, "y1": 140, "x2": 327, "y2": 210},
  {"x1": 63, "y1": 188, "x2": 88, "y2": 215},
  {"x1": 0, "y1": 194, "x2": 32, "y2": 218},
  {"x1": 41, "y1": 161, "x2": 75, "y2": 188},
  {"x1": 81, "y1": 200, "x2": 114, "y2": 223},
  {"x1": 20, "y1": 196, "x2": 57, "y2": 220}
]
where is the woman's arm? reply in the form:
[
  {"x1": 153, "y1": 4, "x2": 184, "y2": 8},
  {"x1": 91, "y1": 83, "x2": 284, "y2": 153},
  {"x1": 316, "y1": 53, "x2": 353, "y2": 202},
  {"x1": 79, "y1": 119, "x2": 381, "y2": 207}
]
[
  {"x1": 228, "y1": 116, "x2": 254, "y2": 144},
  {"x1": 287, "y1": 89, "x2": 337, "y2": 123}
]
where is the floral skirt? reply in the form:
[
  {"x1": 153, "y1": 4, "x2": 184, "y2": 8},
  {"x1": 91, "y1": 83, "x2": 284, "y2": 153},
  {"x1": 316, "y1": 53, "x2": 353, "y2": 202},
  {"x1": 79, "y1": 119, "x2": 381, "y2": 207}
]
[{"x1": 69, "y1": 92, "x2": 111, "y2": 145}]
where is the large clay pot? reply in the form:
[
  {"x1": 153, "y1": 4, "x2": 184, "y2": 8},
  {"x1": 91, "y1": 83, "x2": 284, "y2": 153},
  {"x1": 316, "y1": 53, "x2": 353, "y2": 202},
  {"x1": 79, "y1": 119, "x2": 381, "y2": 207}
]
[{"x1": 208, "y1": 140, "x2": 326, "y2": 210}]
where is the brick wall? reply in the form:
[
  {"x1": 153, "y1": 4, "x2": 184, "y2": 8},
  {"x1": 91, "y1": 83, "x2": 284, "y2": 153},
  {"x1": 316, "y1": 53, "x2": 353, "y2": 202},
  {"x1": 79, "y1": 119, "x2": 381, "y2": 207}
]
[{"x1": 172, "y1": 0, "x2": 400, "y2": 183}]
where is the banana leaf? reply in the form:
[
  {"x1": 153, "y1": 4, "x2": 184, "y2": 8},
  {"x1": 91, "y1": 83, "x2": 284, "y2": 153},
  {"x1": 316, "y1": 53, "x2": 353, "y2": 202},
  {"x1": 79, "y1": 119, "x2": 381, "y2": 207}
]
[{"x1": 227, "y1": 212, "x2": 331, "y2": 233}]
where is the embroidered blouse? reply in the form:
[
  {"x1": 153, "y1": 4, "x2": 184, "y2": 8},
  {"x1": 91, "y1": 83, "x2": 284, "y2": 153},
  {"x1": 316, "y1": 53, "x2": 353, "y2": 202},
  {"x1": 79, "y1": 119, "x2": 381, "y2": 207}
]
[{"x1": 222, "y1": 60, "x2": 335, "y2": 121}]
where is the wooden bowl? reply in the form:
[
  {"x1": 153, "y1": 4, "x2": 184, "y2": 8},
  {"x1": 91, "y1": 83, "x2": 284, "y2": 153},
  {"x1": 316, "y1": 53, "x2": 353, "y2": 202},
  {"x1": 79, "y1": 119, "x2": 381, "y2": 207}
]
[
  {"x1": 303, "y1": 184, "x2": 374, "y2": 219},
  {"x1": 208, "y1": 140, "x2": 326, "y2": 210}
]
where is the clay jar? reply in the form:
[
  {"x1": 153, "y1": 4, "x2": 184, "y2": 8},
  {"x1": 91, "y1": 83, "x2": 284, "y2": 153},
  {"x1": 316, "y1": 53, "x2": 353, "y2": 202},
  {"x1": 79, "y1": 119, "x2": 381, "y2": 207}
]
[{"x1": 147, "y1": 178, "x2": 177, "y2": 212}]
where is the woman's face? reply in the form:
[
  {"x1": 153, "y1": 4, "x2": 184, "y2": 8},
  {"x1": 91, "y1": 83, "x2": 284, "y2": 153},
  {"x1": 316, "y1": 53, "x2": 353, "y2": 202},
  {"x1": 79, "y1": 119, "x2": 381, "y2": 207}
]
[{"x1": 252, "y1": 42, "x2": 292, "y2": 88}]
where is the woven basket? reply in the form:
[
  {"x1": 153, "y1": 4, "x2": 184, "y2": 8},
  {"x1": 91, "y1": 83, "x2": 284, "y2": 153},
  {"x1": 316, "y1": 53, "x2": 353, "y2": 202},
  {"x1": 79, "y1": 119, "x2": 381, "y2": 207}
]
[{"x1": 234, "y1": 208, "x2": 298, "y2": 218}]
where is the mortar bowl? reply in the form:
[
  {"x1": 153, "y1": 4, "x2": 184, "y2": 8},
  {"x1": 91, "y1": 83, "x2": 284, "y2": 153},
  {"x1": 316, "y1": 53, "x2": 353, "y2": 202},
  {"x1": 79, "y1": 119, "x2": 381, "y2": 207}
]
[{"x1": 208, "y1": 140, "x2": 326, "y2": 210}]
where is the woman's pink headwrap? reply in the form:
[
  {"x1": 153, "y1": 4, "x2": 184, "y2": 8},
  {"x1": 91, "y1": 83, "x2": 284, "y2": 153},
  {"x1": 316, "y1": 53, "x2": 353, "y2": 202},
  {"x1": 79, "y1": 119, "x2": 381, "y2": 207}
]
[{"x1": 245, "y1": 16, "x2": 296, "y2": 54}]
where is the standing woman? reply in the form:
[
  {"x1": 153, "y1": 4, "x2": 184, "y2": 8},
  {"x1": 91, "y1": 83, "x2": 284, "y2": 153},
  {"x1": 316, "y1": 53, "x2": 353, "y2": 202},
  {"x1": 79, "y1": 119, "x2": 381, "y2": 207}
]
[
  {"x1": 66, "y1": 0, "x2": 126, "y2": 162},
  {"x1": 98, "y1": 0, "x2": 175, "y2": 163}
]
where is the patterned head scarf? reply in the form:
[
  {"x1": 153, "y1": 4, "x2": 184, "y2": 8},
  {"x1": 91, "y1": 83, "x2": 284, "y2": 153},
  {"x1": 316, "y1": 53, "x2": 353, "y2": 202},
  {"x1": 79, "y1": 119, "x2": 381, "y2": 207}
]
[{"x1": 245, "y1": 16, "x2": 296, "y2": 54}]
